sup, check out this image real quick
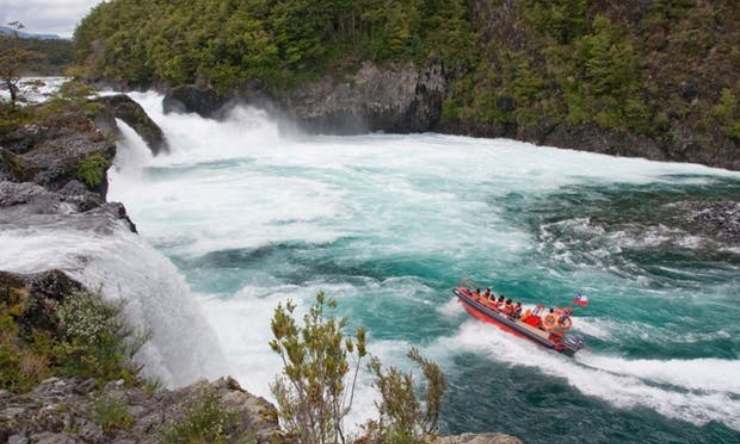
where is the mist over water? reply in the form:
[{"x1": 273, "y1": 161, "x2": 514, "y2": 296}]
[{"x1": 101, "y1": 91, "x2": 740, "y2": 443}]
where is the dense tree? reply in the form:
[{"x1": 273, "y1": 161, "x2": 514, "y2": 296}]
[
  {"x1": 73, "y1": 0, "x2": 474, "y2": 90},
  {"x1": 74, "y1": 0, "x2": 740, "y2": 141}
]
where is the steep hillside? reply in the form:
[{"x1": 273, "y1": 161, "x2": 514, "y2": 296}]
[{"x1": 73, "y1": 0, "x2": 739, "y2": 169}]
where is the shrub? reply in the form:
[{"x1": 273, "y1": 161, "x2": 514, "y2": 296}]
[
  {"x1": 0, "y1": 285, "x2": 147, "y2": 393},
  {"x1": 269, "y1": 292, "x2": 367, "y2": 444},
  {"x1": 364, "y1": 348, "x2": 447, "y2": 444},
  {"x1": 161, "y1": 390, "x2": 239, "y2": 444},
  {"x1": 93, "y1": 395, "x2": 134, "y2": 434},
  {"x1": 76, "y1": 152, "x2": 112, "y2": 189},
  {"x1": 269, "y1": 293, "x2": 447, "y2": 444},
  {"x1": 55, "y1": 289, "x2": 146, "y2": 386},
  {"x1": 712, "y1": 88, "x2": 740, "y2": 140},
  {"x1": 0, "y1": 288, "x2": 52, "y2": 392}
]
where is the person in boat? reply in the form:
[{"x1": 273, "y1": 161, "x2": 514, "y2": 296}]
[
  {"x1": 513, "y1": 302, "x2": 523, "y2": 319},
  {"x1": 503, "y1": 298, "x2": 513, "y2": 315},
  {"x1": 472, "y1": 288, "x2": 481, "y2": 299},
  {"x1": 542, "y1": 308, "x2": 557, "y2": 331},
  {"x1": 494, "y1": 295, "x2": 504, "y2": 309},
  {"x1": 483, "y1": 288, "x2": 492, "y2": 300}
]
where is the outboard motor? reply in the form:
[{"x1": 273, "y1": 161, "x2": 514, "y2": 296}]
[{"x1": 562, "y1": 333, "x2": 585, "y2": 353}]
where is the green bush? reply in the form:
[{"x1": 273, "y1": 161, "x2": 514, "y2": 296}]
[
  {"x1": 0, "y1": 289, "x2": 53, "y2": 393},
  {"x1": 160, "y1": 390, "x2": 239, "y2": 444},
  {"x1": 0, "y1": 286, "x2": 146, "y2": 394},
  {"x1": 712, "y1": 88, "x2": 740, "y2": 140},
  {"x1": 269, "y1": 291, "x2": 367, "y2": 444},
  {"x1": 76, "y1": 153, "x2": 112, "y2": 189},
  {"x1": 269, "y1": 293, "x2": 446, "y2": 444},
  {"x1": 94, "y1": 396, "x2": 134, "y2": 434},
  {"x1": 55, "y1": 290, "x2": 145, "y2": 385}
]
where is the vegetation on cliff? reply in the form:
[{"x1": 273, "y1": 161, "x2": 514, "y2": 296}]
[
  {"x1": 0, "y1": 37, "x2": 73, "y2": 77},
  {"x1": 73, "y1": 0, "x2": 473, "y2": 92},
  {"x1": 73, "y1": 0, "x2": 739, "y2": 165},
  {"x1": 0, "y1": 273, "x2": 145, "y2": 394},
  {"x1": 442, "y1": 0, "x2": 740, "y2": 142}
]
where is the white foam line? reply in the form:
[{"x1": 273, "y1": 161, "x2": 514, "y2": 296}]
[{"x1": 430, "y1": 321, "x2": 740, "y2": 430}]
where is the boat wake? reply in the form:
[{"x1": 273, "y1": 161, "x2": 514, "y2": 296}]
[{"x1": 431, "y1": 320, "x2": 740, "y2": 430}]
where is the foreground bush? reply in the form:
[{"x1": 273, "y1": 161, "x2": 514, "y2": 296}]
[
  {"x1": 269, "y1": 292, "x2": 447, "y2": 444},
  {"x1": 161, "y1": 389, "x2": 240, "y2": 444},
  {"x1": 270, "y1": 291, "x2": 367, "y2": 444}
]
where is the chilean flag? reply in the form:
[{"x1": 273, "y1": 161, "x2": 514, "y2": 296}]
[{"x1": 572, "y1": 294, "x2": 589, "y2": 307}]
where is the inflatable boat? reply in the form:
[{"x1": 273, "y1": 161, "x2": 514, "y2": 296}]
[{"x1": 454, "y1": 287, "x2": 585, "y2": 356}]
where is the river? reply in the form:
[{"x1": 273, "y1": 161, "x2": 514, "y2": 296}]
[{"x1": 100, "y1": 90, "x2": 740, "y2": 443}]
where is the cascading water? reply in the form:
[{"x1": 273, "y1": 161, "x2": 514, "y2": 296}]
[
  {"x1": 0, "y1": 115, "x2": 229, "y2": 387},
  {"x1": 78, "y1": 90, "x2": 740, "y2": 442}
]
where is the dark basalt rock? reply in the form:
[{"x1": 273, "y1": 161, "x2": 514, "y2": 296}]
[
  {"x1": 162, "y1": 85, "x2": 228, "y2": 118},
  {"x1": 539, "y1": 123, "x2": 667, "y2": 161},
  {"x1": 0, "y1": 269, "x2": 84, "y2": 337},
  {"x1": 93, "y1": 94, "x2": 170, "y2": 155},
  {"x1": 281, "y1": 62, "x2": 447, "y2": 135},
  {"x1": 0, "y1": 180, "x2": 137, "y2": 234},
  {"x1": 682, "y1": 200, "x2": 740, "y2": 244},
  {"x1": 0, "y1": 115, "x2": 116, "y2": 195}
]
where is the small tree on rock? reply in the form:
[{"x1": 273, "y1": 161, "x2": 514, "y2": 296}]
[
  {"x1": 0, "y1": 21, "x2": 43, "y2": 109},
  {"x1": 269, "y1": 291, "x2": 367, "y2": 444}
]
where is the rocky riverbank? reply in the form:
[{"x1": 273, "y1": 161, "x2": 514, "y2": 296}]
[{"x1": 156, "y1": 57, "x2": 739, "y2": 172}]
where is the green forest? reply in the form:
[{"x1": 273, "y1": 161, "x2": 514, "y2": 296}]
[
  {"x1": 0, "y1": 37, "x2": 74, "y2": 75},
  {"x1": 74, "y1": 0, "x2": 739, "y2": 141},
  {"x1": 74, "y1": 0, "x2": 474, "y2": 90}
]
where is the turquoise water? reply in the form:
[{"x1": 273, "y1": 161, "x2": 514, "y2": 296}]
[{"x1": 109, "y1": 92, "x2": 740, "y2": 443}]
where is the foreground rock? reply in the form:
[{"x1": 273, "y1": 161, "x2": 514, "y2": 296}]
[
  {"x1": 434, "y1": 433, "x2": 523, "y2": 444},
  {"x1": 0, "y1": 377, "x2": 283, "y2": 444}
]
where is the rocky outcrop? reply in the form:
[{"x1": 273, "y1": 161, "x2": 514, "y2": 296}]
[
  {"x1": 0, "y1": 377, "x2": 283, "y2": 444},
  {"x1": 433, "y1": 433, "x2": 523, "y2": 444},
  {"x1": 93, "y1": 95, "x2": 169, "y2": 155},
  {"x1": 0, "y1": 269, "x2": 84, "y2": 338},
  {"x1": 0, "y1": 180, "x2": 137, "y2": 234},
  {"x1": 280, "y1": 62, "x2": 446, "y2": 134},
  {"x1": 162, "y1": 85, "x2": 230, "y2": 118},
  {"x1": 0, "y1": 118, "x2": 137, "y2": 234},
  {"x1": 0, "y1": 117, "x2": 115, "y2": 195},
  {"x1": 161, "y1": 62, "x2": 447, "y2": 135},
  {"x1": 681, "y1": 200, "x2": 740, "y2": 244}
]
